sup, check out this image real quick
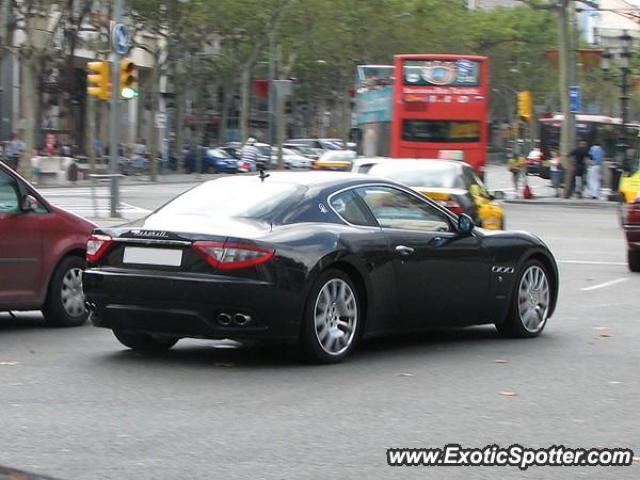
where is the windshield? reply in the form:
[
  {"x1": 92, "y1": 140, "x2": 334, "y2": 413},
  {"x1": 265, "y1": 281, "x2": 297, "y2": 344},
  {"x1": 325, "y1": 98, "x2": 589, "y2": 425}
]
[
  {"x1": 369, "y1": 162, "x2": 463, "y2": 189},
  {"x1": 207, "y1": 148, "x2": 230, "y2": 158},
  {"x1": 149, "y1": 177, "x2": 307, "y2": 222}
]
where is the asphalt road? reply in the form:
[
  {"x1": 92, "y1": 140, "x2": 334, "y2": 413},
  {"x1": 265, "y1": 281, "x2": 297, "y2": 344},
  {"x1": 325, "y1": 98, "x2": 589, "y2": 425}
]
[{"x1": 1, "y1": 166, "x2": 638, "y2": 479}]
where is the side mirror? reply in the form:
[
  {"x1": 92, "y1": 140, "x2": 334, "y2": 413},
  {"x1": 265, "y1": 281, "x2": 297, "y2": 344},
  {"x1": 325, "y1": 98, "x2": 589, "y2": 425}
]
[
  {"x1": 490, "y1": 190, "x2": 506, "y2": 200},
  {"x1": 457, "y1": 214, "x2": 475, "y2": 235},
  {"x1": 21, "y1": 195, "x2": 38, "y2": 212}
]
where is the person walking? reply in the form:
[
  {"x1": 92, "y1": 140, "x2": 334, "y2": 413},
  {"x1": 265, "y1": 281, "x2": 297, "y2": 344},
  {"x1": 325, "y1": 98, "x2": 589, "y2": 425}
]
[
  {"x1": 587, "y1": 140, "x2": 605, "y2": 199},
  {"x1": 5, "y1": 132, "x2": 25, "y2": 170},
  {"x1": 240, "y1": 137, "x2": 260, "y2": 172},
  {"x1": 569, "y1": 140, "x2": 591, "y2": 198},
  {"x1": 507, "y1": 147, "x2": 525, "y2": 199},
  {"x1": 549, "y1": 149, "x2": 562, "y2": 198}
]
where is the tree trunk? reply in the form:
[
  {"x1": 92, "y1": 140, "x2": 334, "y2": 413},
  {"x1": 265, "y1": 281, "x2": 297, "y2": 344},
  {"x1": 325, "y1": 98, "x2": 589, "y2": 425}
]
[
  {"x1": 276, "y1": 89, "x2": 285, "y2": 169},
  {"x1": 175, "y1": 88, "x2": 185, "y2": 172},
  {"x1": 240, "y1": 66, "x2": 250, "y2": 142},
  {"x1": 148, "y1": 55, "x2": 161, "y2": 181},
  {"x1": 19, "y1": 58, "x2": 38, "y2": 178},
  {"x1": 218, "y1": 82, "x2": 231, "y2": 145}
]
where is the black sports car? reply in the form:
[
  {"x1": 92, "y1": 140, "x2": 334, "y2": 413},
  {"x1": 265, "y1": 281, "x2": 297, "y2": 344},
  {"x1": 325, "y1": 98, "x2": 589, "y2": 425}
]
[{"x1": 83, "y1": 172, "x2": 558, "y2": 363}]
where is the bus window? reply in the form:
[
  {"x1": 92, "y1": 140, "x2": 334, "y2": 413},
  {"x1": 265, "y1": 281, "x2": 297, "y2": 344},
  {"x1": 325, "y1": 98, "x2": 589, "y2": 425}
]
[{"x1": 402, "y1": 120, "x2": 481, "y2": 143}]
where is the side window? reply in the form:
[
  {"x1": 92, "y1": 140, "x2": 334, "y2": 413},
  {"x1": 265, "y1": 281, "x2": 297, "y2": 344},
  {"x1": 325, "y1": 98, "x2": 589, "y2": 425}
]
[
  {"x1": 464, "y1": 167, "x2": 489, "y2": 198},
  {"x1": 357, "y1": 186, "x2": 452, "y2": 232},
  {"x1": 330, "y1": 190, "x2": 376, "y2": 226},
  {"x1": 0, "y1": 171, "x2": 20, "y2": 213}
]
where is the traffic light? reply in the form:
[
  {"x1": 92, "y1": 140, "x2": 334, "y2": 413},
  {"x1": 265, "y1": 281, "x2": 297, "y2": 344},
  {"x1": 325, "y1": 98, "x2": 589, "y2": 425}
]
[
  {"x1": 120, "y1": 58, "x2": 139, "y2": 100},
  {"x1": 517, "y1": 90, "x2": 533, "y2": 123},
  {"x1": 87, "y1": 61, "x2": 110, "y2": 100}
]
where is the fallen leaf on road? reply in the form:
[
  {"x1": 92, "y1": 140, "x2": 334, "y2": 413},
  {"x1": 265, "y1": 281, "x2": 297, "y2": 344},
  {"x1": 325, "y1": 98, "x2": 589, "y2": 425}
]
[
  {"x1": 499, "y1": 391, "x2": 517, "y2": 397},
  {"x1": 397, "y1": 372, "x2": 414, "y2": 377},
  {"x1": 597, "y1": 332, "x2": 611, "y2": 338},
  {"x1": 214, "y1": 362, "x2": 235, "y2": 368},
  {"x1": 494, "y1": 359, "x2": 508, "y2": 364},
  {"x1": 0, "y1": 361, "x2": 20, "y2": 366}
]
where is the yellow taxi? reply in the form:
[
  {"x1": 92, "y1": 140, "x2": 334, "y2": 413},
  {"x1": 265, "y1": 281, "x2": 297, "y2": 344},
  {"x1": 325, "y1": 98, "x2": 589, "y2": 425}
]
[
  {"x1": 365, "y1": 159, "x2": 506, "y2": 230},
  {"x1": 313, "y1": 150, "x2": 357, "y2": 171}
]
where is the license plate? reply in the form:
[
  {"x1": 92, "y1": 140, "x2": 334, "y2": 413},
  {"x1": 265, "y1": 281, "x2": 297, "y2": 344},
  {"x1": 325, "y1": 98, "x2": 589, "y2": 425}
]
[{"x1": 122, "y1": 247, "x2": 183, "y2": 266}]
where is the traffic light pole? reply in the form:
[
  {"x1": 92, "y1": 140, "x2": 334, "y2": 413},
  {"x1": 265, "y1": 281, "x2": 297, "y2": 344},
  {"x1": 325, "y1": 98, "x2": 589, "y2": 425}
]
[{"x1": 109, "y1": 0, "x2": 124, "y2": 217}]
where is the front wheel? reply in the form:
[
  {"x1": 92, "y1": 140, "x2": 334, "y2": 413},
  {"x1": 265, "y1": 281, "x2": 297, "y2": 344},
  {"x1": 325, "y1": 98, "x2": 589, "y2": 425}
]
[
  {"x1": 43, "y1": 256, "x2": 88, "y2": 327},
  {"x1": 628, "y1": 249, "x2": 640, "y2": 272},
  {"x1": 113, "y1": 330, "x2": 179, "y2": 352},
  {"x1": 496, "y1": 260, "x2": 552, "y2": 338},
  {"x1": 299, "y1": 269, "x2": 361, "y2": 363}
]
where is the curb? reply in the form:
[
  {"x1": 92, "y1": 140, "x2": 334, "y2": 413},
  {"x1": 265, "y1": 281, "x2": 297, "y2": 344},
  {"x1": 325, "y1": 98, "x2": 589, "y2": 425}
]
[
  {"x1": 505, "y1": 198, "x2": 618, "y2": 208},
  {"x1": 38, "y1": 174, "x2": 218, "y2": 189}
]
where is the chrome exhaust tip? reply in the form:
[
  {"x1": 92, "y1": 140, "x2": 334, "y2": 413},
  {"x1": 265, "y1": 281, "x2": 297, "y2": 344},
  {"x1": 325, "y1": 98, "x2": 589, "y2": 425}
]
[
  {"x1": 217, "y1": 313, "x2": 232, "y2": 326},
  {"x1": 233, "y1": 313, "x2": 252, "y2": 326}
]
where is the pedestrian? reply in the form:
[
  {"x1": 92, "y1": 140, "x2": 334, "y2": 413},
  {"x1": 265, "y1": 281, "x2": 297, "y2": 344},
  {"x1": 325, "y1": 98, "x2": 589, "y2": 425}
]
[
  {"x1": 6, "y1": 132, "x2": 25, "y2": 170},
  {"x1": 588, "y1": 140, "x2": 605, "y2": 199},
  {"x1": 549, "y1": 149, "x2": 562, "y2": 198},
  {"x1": 569, "y1": 140, "x2": 591, "y2": 198},
  {"x1": 30, "y1": 149, "x2": 41, "y2": 186},
  {"x1": 507, "y1": 148, "x2": 525, "y2": 199},
  {"x1": 240, "y1": 137, "x2": 260, "y2": 172}
]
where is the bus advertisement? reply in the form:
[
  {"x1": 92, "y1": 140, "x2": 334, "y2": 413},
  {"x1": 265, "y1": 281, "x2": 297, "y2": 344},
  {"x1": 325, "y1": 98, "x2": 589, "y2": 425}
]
[{"x1": 353, "y1": 54, "x2": 489, "y2": 175}]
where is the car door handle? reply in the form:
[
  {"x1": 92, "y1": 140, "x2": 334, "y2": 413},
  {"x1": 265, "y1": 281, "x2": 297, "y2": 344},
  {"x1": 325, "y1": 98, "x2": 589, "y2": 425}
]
[{"x1": 394, "y1": 245, "x2": 415, "y2": 256}]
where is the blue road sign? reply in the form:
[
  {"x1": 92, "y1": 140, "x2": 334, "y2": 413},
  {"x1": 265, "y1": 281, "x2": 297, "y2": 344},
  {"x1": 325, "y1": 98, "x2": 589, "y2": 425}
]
[
  {"x1": 570, "y1": 85, "x2": 580, "y2": 113},
  {"x1": 112, "y1": 23, "x2": 129, "y2": 55}
]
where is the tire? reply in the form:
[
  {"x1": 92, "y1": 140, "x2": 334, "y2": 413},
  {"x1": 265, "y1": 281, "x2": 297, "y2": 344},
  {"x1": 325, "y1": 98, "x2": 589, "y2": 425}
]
[
  {"x1": 42, "y1": 256, "x2": 88, "y2": 327},
  {"x1": 628, "y1": 249, "x2": 640, "y2": 273},
  {"x1": 113, "y1": 330, "x2": 179, "y2": 352},
  {"x1": 299, "y1": 269, "x2": 361, "y2": 363},
  {"x1": 496, "y1": 260, "x2": 552, "y2": 338}
]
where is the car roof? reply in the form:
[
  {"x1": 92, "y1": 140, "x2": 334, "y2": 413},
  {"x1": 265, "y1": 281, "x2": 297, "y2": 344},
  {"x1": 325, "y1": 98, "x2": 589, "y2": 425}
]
[
  {"x1": 368, "y1": 158, "x2": 466, "y2": 170},
  {"x1": 204, "y1": 171, "x2": 377, "y2": 189}
]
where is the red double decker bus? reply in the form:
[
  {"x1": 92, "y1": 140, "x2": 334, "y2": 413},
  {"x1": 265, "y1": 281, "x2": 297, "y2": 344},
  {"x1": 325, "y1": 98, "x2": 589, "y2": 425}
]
[{"x1": 354, "y1": 54, "x2": 489, "y2": 175}]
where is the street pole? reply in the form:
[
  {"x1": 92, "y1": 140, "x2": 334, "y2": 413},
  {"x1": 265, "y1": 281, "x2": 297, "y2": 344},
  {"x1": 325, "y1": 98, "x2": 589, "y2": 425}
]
[
  {"x1": 620, "y1": 32, "x2": 631, "y2": 179},
  {"x1": 558, "y1": 0, "x2": 573, "y2": 198},
  {"x1": 268, "y1": 30, "x2": 276, "y2": 146},
  {"x1": 109, "y1": 0, "x2": 123, "y2": 217}
]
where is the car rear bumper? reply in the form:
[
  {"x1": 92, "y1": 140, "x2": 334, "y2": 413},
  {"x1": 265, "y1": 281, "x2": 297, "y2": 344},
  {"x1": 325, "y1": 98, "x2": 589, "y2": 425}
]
[{"x1": 83, "y1": 269, "x2": 303, "y2": 342}]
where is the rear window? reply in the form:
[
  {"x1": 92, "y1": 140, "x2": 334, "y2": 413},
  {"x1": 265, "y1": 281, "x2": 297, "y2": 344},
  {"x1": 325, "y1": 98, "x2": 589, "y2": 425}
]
[
  {"x1": 402, "y1": 120, "x2": 481, "y2": 143},
  {"x1": 368, "y1": 163, "x2": 464, "y2": 189},
  {"x1": 150, "y1": 177, "x2": 307, "y2": 221}
]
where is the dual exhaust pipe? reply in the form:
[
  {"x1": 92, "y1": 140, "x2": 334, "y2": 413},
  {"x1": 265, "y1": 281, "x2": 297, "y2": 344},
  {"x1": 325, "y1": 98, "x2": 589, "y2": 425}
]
[{"x1": 217, "y1": 312, "x2": 252, "y2": 327}]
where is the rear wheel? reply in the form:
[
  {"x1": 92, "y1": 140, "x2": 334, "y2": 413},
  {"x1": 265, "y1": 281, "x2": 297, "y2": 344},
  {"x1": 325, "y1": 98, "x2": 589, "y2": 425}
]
[
  {"x1": 628, "y1": 249, "x2": 640, "y2": 272},
  {"x1": 43, "y1": 256, "x2": 88, "y2": 327},
  {"x1": 113, "y1": 330, "x2": 179, "y2": 352},
  {"x1": 300, "y1": 269, "x2": 360, "y2": 363},
  {"x1": 496, "y1": 260, "x2": 551, "y2": 338}
]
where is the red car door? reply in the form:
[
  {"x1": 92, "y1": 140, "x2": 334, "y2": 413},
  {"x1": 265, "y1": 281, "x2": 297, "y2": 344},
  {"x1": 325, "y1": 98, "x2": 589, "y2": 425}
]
[{"x1": 0, "y1": 169, "x2": 42, "y2": 306}]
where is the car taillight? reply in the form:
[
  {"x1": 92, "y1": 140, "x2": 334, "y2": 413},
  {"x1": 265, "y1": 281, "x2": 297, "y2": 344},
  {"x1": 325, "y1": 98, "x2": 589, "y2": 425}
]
[
  {"x1": 192, "y1": 241, "x2": 275, "y2": 270},
  {"x1": 86, "y1": 234, "x2": 113, "y2": 263}
]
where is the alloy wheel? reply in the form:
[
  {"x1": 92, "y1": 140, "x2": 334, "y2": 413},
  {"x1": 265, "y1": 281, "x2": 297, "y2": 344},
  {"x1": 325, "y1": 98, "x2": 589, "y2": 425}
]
[
  {"x1": 314, "y1": 278, "x2": 358, "y2": 356},
  {"x1": 517, "y1": 265, "x2": 550, "y2": 334}
]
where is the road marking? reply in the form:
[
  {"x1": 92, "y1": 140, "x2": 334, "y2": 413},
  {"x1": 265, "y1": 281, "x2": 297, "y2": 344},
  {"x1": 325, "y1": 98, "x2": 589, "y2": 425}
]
[
  {"x1": 559, "y1": 260, "x2": 627, "y2": 266},
  {"x1": 581, "y1": 278, "x2": 629, "y2": 291}
]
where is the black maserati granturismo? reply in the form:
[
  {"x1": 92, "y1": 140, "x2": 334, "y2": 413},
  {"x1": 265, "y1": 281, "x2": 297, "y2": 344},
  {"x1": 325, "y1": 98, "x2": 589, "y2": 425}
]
[{"x1": 83, "y1": 172, "x2": 558, "y2": 363}]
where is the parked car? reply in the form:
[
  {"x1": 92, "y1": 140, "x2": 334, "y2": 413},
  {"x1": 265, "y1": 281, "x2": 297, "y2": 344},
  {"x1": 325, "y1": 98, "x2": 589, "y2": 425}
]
[
  {"x1": 283, "y1": 143, "x2": 320, "y2": 161},
  {"x1": 185, "y1": 147, "x2": 238, "y2": 174},
  {"x1": 313, "y1": 150, "x2": 357, "y2": 171},
  {"x1": 270, "y1": 147, "x2": 313, "y2": 169},
  {"x1": 366, "y1": 159, "x2": 506, "y2": 230},
  {"x1": 0, "y1": 161, "x2": 94, "y2": 326},
  {"x1": 83, "y1": 172, "x2": 558, "y2": 363},
  {"x1": 619, "y1": 168, "x2": 640, "y2": 271}
]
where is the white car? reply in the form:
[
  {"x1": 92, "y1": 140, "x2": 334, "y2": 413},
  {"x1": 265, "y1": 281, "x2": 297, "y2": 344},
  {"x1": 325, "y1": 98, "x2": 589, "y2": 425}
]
[{"x1": 270, "y1": 148, "x2": 313, "y2": 169}]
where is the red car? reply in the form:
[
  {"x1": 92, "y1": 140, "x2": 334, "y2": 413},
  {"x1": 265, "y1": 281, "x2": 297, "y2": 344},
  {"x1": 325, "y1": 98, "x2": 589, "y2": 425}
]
[
  {"x1": 0, "y1": 161, "x2": 95, "y2": 325},
  {"x1": 622, "y1": 196, "x2": 640, "y2": 272}
]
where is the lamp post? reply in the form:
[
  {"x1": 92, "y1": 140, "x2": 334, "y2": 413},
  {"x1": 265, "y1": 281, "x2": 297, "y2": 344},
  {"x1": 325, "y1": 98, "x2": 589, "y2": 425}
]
[{"x1": 601, "y1": 30, "x2": 633, "y2": 197}]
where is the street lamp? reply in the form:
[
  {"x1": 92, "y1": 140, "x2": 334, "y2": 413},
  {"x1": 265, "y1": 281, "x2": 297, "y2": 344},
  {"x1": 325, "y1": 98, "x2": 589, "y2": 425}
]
[{"x1": 601, "y1": 30, "x2": 634, "y2": 196}]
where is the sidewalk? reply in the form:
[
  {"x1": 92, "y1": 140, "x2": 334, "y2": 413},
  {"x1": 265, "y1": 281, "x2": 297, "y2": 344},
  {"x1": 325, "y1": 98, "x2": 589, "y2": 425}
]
[{"x1": 41, "y1": 171, "x2": 215, "y2": 188}]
